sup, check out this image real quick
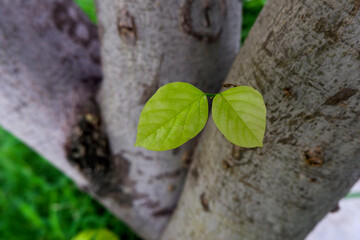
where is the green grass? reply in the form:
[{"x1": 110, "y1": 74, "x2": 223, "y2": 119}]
[
  {"x1": 74, "y1": 0, "x2": 97, "y2": 24},
  {"x1": 0, "y1": 127, "x2": 139, "y2": 240},
  {"x1": 242, "y1": 0, "x2": 267, "y2": 42}
]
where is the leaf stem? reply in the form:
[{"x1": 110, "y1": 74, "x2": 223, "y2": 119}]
[{"x1": 205, "y1": 93, "x2": 217, "y2": 97}]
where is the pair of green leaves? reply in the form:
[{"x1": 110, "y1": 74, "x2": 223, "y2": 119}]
[{"x1": 135, "y1": 82, "x2": 266, "y2": 151}]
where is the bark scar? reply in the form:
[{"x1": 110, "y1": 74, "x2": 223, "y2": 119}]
[
  {"x1": 324, "y1": 88, "x2": 358, "y2": 105},
  {"x1": 65, "y1": 99, "x2": 140, "y2": 206},
  {"x1": 179, "y1": 0, "x2": 224, "y2": 42},
  {"x1": 304, "y1": 147, "x2": 324, "y2": 167},
  {"x1": 200, "y1": 192, "x2": 210, "y2": 212},
  {"x1": 117, "y1": 9, "x2": 137, "y2": 45},
  {"x1": 152, "y1": 206, "x2": 176, "y2": 217},
  {"x1": 203, "y1": 1, "x2": 212, "y2": 27},
  {"x1": 65, "y1": 99, "x2": 111, "y2": 173}
]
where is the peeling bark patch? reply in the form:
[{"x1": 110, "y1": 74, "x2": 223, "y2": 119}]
[
  {"x1": 117, "y1": 9, "x2": 137, "y2": 46},
  {"x1": 179, "y1": 0, "x2": 223, "y2": 42},
  {"x1": 65, "y1": 99, "x2": 111, "y2": 173},
  {"x1": 152, "y1": 206, "x2": 175, "y2": 217},
  {"x1": 324, "y1": 88, "x2": 357, "y2": 105},
  {"x1": 65, "y1": 100, "x2": 135, "y2": 206},
  {"x1": 200, "y1": 193, "x2": 210, "y2": 212},
  {"x1": 304, "y1": 147, "x2": 324, "y2": 167}
]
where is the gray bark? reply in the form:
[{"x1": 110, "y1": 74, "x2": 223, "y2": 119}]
[
  {"x1": 0, "y1": 0, "x2": 101, "y2": 186},
  {"x1": 95, "y1": 0, "x2": 241, "y2": 239},
  {"x1": 162, "y1": 0, "x2": 360, "y2": 239}
]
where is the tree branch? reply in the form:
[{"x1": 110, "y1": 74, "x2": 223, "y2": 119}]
[
  {"x1": 163, "y1": 0, "x2": 360, "y2": 239},
  {"x1": 0, "y1": 0, "x2": 101, "y2": 184}
]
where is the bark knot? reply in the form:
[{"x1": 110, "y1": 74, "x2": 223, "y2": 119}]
[
  {"x1": 117, "y1": 9, "x2": 137, "y2": 46},
  {"x1": 179, "y1": 0, "x2": 225, "y2": 42}
]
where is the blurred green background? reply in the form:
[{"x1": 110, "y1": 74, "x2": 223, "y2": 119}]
[{"x1": 0, "y1": 0, "x2": 267, "y2": 239}]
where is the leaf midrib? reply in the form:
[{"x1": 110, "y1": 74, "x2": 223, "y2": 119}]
[
  {"x1": 219, "y1": 93, "x2": 263, "y2": 145},
  {"x1": 137, "y1": 94, "x2": 205, "y2": 146}
]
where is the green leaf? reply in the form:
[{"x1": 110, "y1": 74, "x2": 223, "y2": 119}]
[
  {"x1": 212, "y1": 86, "x2": 266, "y2": 148},
  {"x1": 71, "y1": 229, "x2": 119, "y2": 240},
  {"x1": 135, "y1": 82, "x2": 208, "y2": 151}
]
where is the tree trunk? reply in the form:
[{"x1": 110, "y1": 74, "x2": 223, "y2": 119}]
[
  {"x1": 95, "y1": 0, "x2": 241, "y2": 239},
  {"x1": 162, "y1": 0, "x2": 360, "y2": 239}
]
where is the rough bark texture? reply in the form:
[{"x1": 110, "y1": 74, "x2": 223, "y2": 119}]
[
  {"x1": 0, "y1": 0, "x2": 101, "y2": 186},
  {"x1": 162, "y1": 0, "x2": 360, "y2": 239},
  {"x1": 95, "y1": 0, "x2": 241, "y2": 239}
]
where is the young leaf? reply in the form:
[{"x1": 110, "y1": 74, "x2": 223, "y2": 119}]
[
  {"x1": 135, "y1": 82, "x2": 208, "y2": 151},
  {"x1": 212, "y1": 86, "x2": 266, "y2": 148}
]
